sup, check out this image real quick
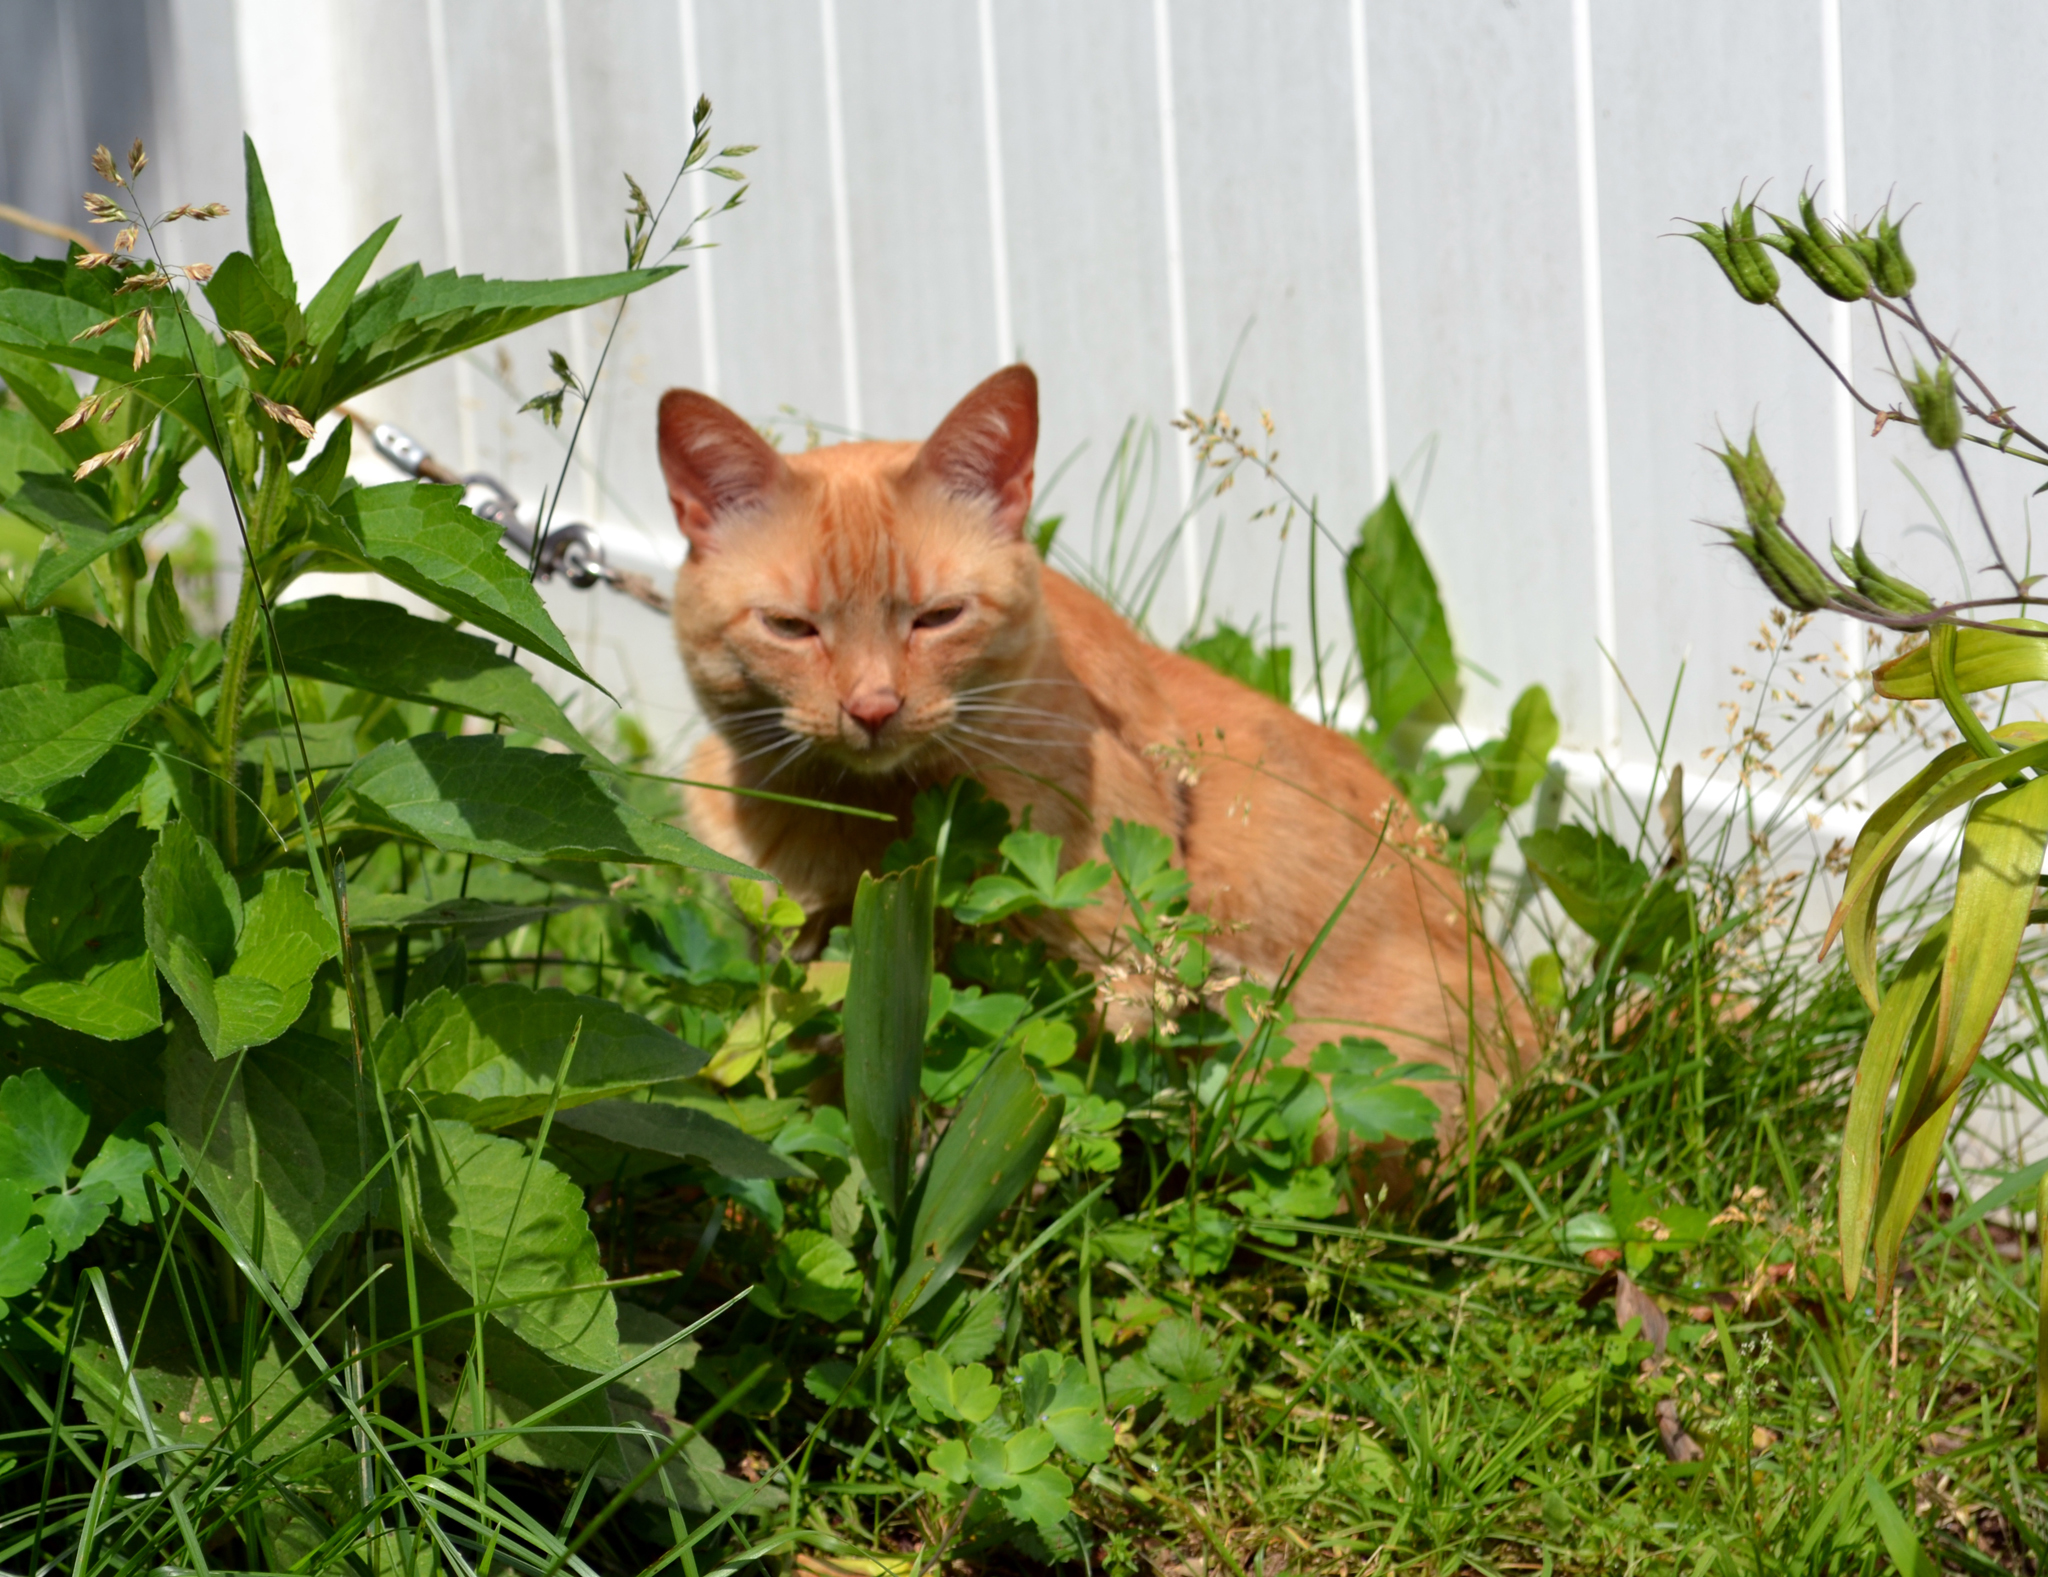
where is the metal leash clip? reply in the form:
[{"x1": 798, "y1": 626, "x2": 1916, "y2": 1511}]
[{"x1": 358, "y1": 415, "x2": 677, "y2": 613}]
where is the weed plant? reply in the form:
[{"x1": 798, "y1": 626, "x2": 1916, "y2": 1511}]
[{"x1": 0, "y1": 127, "x2": 2043, "y2": 1577}]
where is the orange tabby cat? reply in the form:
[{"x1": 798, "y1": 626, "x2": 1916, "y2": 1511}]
[{"x1": 658, "y1": 366, "x2": 1528, "y2": 1134}]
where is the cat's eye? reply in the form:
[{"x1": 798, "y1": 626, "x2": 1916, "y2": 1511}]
[
  {"x1": 761, "y1": 612, "x2": 818, "y2": 640},
  {"x1": 913, "y1": 603, "x2": 965, "y2": 631}
]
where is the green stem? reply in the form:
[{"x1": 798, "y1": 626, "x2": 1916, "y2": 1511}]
[
  {"x1": 213, "y1": 568, "x2": 263, "y2": 862},
  {"x1": 1930, "y1": 622, "x2": 2006, "y2": 761}
]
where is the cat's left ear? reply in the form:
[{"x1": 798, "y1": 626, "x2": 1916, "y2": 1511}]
[{"x1": 914, "y1": 364, "x2": 1038, "y2": 538}]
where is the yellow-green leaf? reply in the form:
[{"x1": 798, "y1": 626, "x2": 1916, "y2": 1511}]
[
  {"x1": 1874, "y1": 619, "x2": 2048, "y2": 698},
  {"x1": 1869, "y1": 1082, "x2": 1960, "y2": 1309},
  {"x1": 1838, "y1": 921, "x2": 1946, "y2": 1298}
]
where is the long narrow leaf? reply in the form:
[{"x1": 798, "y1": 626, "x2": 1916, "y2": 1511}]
[
  {"x1": 842, "y1": 860, "x2": 935, "y2": 1220},
  {"x1": 1838, "y1": 920, "x2": 1947, "y2": 1297},
  {"x1": 1868, "y1": 1083, "x2": 1960, "y2": 1309}
]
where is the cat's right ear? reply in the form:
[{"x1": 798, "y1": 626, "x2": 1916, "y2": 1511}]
[{"x1": 657, "y1": 389, "x2": 789, "y2": 552}]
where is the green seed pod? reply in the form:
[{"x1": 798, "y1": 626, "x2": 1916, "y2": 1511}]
[
  {"x1": 1905, "y1": 358, "x2": 1963, "y2": 450},
  {"x1": 1685, "y1": 198, "x2": 1780, "y2": 305},
  {"x1": 1756, "y1": 518, "x2": 1839, "y2": 610},
  {"x1": 1723, "y1": 527, "x2": 1827, "y2": 613},
  {"x1": 1766, "y1": 189, "x2": 1872, "y2": 302},
  {"x1": 1871, "y1": 208, "x2": 1916, "y2": 298},
  {"x1": 1715, "y1": 431, "x2": 1785, "y2": 531},
  {"x1": 1851, "y1": 539, "x2": 1934, "y2": 612}
]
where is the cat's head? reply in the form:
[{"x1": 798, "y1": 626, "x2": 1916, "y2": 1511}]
[{"x1": 659, "y1": 365, "x2": 1048, "y2": 779}]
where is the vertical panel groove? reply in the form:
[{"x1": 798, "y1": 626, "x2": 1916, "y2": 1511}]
[
  {"x1": 818, "y1": 0, "x2": 862, "y2": 433},
  {"x1": 677, "y1": 0, "x2": 719, "y2": 397},
  {"x1": 1570, "y1": 0, "x2": 1618, "y2": 748},
  {"x1": 543, "y1": 0, "x2": 594, "y2": 514},
  {"x1": 1149, "y1": 0, "x2": 1196, "y2": 607},
  {"x1": 975, "y1": 0, "x2": 1013, "y2": 367},
  {"x1": 1347, "y1": 0, "x2": 1388, "y2": 503},
  {"x1": 423, "y1": 0, "x2": 476, "y2": 469},
  {"x1": 1820, "y1": 0, "x2": 1865, "y2": 802}
]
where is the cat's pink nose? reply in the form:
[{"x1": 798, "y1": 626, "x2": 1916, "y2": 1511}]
[{"x1": 843, "y1": 690, "x2": 902, "y2": 737}]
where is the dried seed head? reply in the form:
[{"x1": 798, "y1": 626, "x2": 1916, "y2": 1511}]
[
  {"x1": 72, "y1": 429, "x2": 145, "y2": 481},
  {"x1": 223, "y1": 328, "x2": 275, "y2": 367},
  {"x1": 73, "y1": 252, "x2": 117, "y2": 270},
  {"x1": 91, "y1": 145, "x2": 117, "y2": 182},
  {"x1": 132, "y1": 306, "x2": 154, "y2": 369},
  {"x1": 113, "y1": 225, "x2": 137, "y2": 254},
  {"x1": 82, "y1": 192, "x2": 128, "y2": 224},
  {"x1": 70, "y1": 310, "x2": 133, "y2": 343},
  {"x1": 158, "y1": 202, "x2": 229, "y2": 223},
  {"x1": 127, "y1": 137, "x2": 147, "y2": 177},
  {"x1": 180, "y1": 260, "x2": 214, "y2": 283},
  {"x1": 253, "y1": 393, "x2": 316, "y2": 439},
  {"x1": 54, "y1": 392, "x2": 103, "y2": 434}
]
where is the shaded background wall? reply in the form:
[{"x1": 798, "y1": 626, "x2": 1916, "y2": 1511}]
[{"x1": 4, "y1": 0, "x2": 2044, "y2": 785}]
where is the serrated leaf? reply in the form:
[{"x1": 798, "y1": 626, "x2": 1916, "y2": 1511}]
[
  {"x1": 240, "y1": 135, "x2": 298, "y2": 305},
  {"x1": 4, "y1": 471, "x2": 179, "y2": 610},
  {"x1": 410, "y1": 1116, "x2": 618, "y2": 1372},
  {"x1": 0, "y1": 611, "x2": 169, "y2": 802},
  {"x1": 1102, "y1": 820, "x2": 1188, "y2": 911},
  {"x1": 373, "y1": 983, "x2": 705, "y2": 1128},
  {"x1": 1310, "y1": 1036, "x2": 1442, "y2": 1143},
  {"x1": 1348, "y1": 485, "x2": 1460, "y2": 733},
  {"x1": 551, "y1": 1099, "x2": 810, "y2": 1179},
  {"x1": 143, "y1": 825, "x2": 337, "y2": 1058},
  {"x1": 325, "y1": 482, "x2": 598, "y2": 688},
  {"x1": 165, "y1": 1019, "x2": 369, "y2": 1304},
  {"x1": 0, "y1": 1069, "x2": 88, "y2": 1192},
  {"x1": 903, "y1": 1351, "x2": 1001, "y2": 1425},
  {"x1": 317, "y1": 260, "x2": 681, "y2": 416},
  {"x1": 269, "y1": 597, "x2": 593, "y2": 752},
  {"x1": 891, "y1": 1045, "x2": 1062, "y2": 1317},
  {"x1": 1143, "y1": 1317, "x2": 1229, "y2": 1423},
  {"x1": 0, "y1": 815, "x2": 159, "y2": 1039},
  {"x1": 1519, "y1": 823, "x2": 1692, "y2": 968},
  {"x1": 333, "y1": 732, "x2": 756, "y2": 873},
  {"x1": 842, "y1": 859, "x2": 935, "y2": 1219}
]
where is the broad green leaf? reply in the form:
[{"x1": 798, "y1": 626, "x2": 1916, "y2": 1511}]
[
  {"x1": 1459, "y1": 683, "x2": 1559, "y2": 824},
  {"x1": 165, "y1": 1021, "x2": 369, "y2": 1305},
  {"x1": 0, "y1": 1181, "x2": 52, "y2": 1296},
  {"x1": 1839, "y1": 922, "x2": 1947, "y2": 1298},
  {"x1": 1310, "y1": 1036, "x2": 1441, "y2": 1144},
  {"x1": 1102, "y1": 819, "x2": 1189, "y2": 911},
  {"x1": 551, "y1": 1099, "x2": 810, "y2": 1179},
  {"x1": 1182, "y1": 623, "x2": 1292, "y2": 702},
  {"x1": 78, "y1": 1119, "x2": 167, "y2": 1226},
  {"x1": 206, "y1": 251, "x2": 304, "y2": 372},
  {"x1": 753, "y1": 1227, "x2": 862, "y2": 1322},
  {"x1": 5, "y1": 472, "x2": 179, "y2": 611},
  {"x1": 1826, "y1": 726, "x2": 2048, "y2": 1009},
  {"x1": 317, "y1": 260, "x2": 681, "y2": 415},
  {"x1": 0, "y1": 815, "x2": 159, "y2": 1039},
  {"x1": 1348, "y1": 485, "x2": 1460, "y2": 734},
  {"x1": 373, "y1": 982, "x2": 705, "y2": 1128},
  {"x1": 410, "y1": 1116, "x2": 618, "y2": 1372},
  {"x1": 327, "y1": 482, "x2": 598, "y2": 688},
  {"x1": 844, "y1": 860, "x2": 935, "y2": 1219},
  {"x1": 1138, "y1": 1316, "x2": 1229, "y2": 1423},
  {"x1": 969, "y1": 1433, "x2": 1072, "y2": 1528},
  {"x1": 0, "y1": 611, "x2": 169, "y2": 802},
  {"x1": 334, "y1": 732, "x2": 756, "y2": 873},
  {"x1": 1519, "y1": 824, "x2": 1692, "y2": 968},
  {"x1": 144, "y1": 825, "x2": 337, "y2": 1058},
  {"x1": 269, "y1": 597, "x2": 593, "y2": 752},
  {"x1": 1017, "y1": 1349, "x2": 1113, "y2": 1464},
  {"x1": 0, "y1": 254, "x2": 229, "y2": 448},
  {"x1": 0, "y1": 357, "x2": 94, "y2": 469},
  {"x1": 892, "y1": 1045, "x2": 1062, "y2": 1317},
  {"x1": 71, "y1": 1276, "x2": 331, "y2": 1459},
  {"x1": 1873, "y1": 619, "x2": 2048, "y2": 699},
  {"x1": 880, "y1": 779, "x2": 1012, "y2": 905},
  {"x1": 0, "y1": 1069, "x2": 88, "y2": 1192},
  {"x1": 903, "y1": 1351, "x2": 1001, "y2": 1425}
]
